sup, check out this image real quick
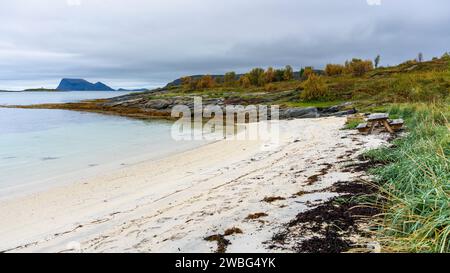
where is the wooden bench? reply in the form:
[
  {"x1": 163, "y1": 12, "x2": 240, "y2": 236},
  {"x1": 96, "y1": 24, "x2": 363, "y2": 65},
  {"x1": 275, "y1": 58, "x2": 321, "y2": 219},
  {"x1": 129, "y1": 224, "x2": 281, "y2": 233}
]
[
  {"x1": 389, "y1": 119, "x2": 404, "y2": 131},
  {"x1": 356, "y1": 123, "x2": 370, "y2": 133}
]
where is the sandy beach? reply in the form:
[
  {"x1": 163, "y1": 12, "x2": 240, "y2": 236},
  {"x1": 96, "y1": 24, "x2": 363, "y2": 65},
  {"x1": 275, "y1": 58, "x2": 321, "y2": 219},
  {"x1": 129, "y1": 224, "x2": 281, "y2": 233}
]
[{"x1": 0, "y1": 117, "x2": 387, "y2": 253}]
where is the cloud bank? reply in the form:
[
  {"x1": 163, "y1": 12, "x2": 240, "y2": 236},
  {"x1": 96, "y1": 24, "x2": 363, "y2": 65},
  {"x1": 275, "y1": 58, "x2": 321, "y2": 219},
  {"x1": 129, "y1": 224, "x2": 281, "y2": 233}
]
[{"x1": 0, "y1": 0, "x2": 448, "y2": 89}]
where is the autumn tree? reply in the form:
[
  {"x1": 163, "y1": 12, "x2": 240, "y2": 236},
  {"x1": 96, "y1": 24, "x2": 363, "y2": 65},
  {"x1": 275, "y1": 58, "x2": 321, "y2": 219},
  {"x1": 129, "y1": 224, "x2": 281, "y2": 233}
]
[
  {"x1": 325, "y1": 64, "x2": 345, "y2": 76},
  {"x1": 239, "y1": 75, "x2": 251, "y2": 88},
  {"x1": 300, "y1": 74, "x2": 327, "y2": 101},
  {"x1": 264, "y1": 67, "x2": 275, "y2": 83},
  {"x1": 223, "y1": 72, "x2": 237, "y2": 87},
  {"x1": 283, "y1": 65, "x2": 294, "y2": 81},
  {"x1": 302, "y1": 67, "x2": 315, "y2": 80},
  {"x1": 181, "y1": 76, "x2": 192, "y2": 88},
  {"x1": 197, "y1": 75, "x2": 215, "y2": 89},
  {"x1": 247, "y1": 68, "x2": 266, "y2": 86},
  {"x1": 345, "y1": 58, "x2": 374, "y2": 77}
]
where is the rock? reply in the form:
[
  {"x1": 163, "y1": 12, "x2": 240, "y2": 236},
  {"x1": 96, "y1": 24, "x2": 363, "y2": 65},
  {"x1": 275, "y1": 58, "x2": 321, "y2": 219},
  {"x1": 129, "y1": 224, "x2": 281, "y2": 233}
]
[
  {"x1": 321, "y1": 102, "x2": 353, "y2": 114},
  {"x1": 280, "y1": 107, "x2": 320, "y2": 119},
  {"x1": 322, "y1": 108, "x2": 357, "y2": 117},
  {"x1": 144, "y1": 99, "x2": 173, "y2": 110}
]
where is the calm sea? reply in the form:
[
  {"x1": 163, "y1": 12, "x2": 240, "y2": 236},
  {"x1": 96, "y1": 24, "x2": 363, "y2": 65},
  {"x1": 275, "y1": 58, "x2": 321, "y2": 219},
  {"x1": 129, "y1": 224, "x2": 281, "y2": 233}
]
[{"x1": 0, "y1": 92, "x2": 206, "y2": 199}]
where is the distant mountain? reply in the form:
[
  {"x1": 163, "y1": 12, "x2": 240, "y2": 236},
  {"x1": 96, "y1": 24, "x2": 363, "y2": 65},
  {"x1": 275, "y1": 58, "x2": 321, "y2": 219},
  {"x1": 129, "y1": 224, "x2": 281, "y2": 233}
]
[
  {"x1": 117, "y1": 88, "x2": 149, "y2": 92},
  {"x1": 57, "y1": 79, "x2": 115, "y2": 91}
]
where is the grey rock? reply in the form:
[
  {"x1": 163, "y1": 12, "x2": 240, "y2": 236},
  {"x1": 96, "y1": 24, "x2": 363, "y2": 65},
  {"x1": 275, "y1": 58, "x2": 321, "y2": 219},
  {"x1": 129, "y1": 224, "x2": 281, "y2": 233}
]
[
  {"x1": 280, "y1": 107, "x2": 320, "y2": 119},
  {"x1": 144, "y1": 99, "x2": 173, "y2": 110},
  {"x1": 322, "y1": 102, "x2": 353, "y2": 113},
  {"x1": 322, "y1": 109, "x2": 357, "y2": 117}
]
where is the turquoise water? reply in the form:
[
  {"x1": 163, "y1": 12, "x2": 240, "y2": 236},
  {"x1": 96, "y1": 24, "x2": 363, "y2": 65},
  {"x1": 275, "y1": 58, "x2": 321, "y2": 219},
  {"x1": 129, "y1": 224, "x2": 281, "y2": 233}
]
[
  {"x1": 0, "y1": 93, "x2": 206, "y2": 199},
  {"x1": 0, "y1": 91, "x2": 137, "y2": 106}
]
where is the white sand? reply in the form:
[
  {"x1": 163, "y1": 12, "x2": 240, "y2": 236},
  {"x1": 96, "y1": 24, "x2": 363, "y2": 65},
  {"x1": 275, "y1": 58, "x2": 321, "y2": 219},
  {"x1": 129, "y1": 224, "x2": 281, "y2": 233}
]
[{"x1": 0, "y1": 117, "x2": 387, "y2": 253}]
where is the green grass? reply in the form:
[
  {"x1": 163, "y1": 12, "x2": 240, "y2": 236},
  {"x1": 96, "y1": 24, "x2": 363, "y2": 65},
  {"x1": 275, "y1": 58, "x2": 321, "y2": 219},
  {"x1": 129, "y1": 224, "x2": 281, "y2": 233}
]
[
  {"x1": 160, "y1": 56, "x2": 449, "y2": 109},
  {"x1": 344, "y1": 119, "x2": 363, "y2": 130},
  {"x1": 364, "y1": 104, "x2": 450, "y2": 252}
]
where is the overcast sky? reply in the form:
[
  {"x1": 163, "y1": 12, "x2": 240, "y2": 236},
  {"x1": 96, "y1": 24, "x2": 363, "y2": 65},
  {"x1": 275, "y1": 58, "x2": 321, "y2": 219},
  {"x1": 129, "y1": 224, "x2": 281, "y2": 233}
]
[{"x1": 0, "y1": 0, "x2": 449, "y2": 90}]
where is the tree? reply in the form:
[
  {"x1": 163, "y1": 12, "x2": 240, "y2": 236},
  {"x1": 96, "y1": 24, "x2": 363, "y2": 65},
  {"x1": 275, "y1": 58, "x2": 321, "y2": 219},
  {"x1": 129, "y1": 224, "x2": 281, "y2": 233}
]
[
  {"x1": 224, "y1": 72, "x2": 237, "y2": 87},
  {"x1": 264, "y1": 67, "x2": 275, "y2": 83},
  {"x1": 247, "y1": 68, "x2": 266, "y2": 86},
  {"x1": 302, "y1": 67, "x2": 315, "y2": 80},
  {"x1": 181, "y1": 76, "x2": 192, "y2": 88},
  {"x1": 283, "y1": 65, "x2": 294, "y2": 81},
  {"x1": 274, "y1": 69, "x2": 285, "y2": 82},
  {"x1": 299, "y1": 68, "x2": 305, "y2": 79},
  {"x1": 239, "y1": 75, "x2": 251, "y2": 88},
  {"x1": 197, "y1": 75, "x2": 215, "y2": 89},
  {"x1": 300, "y1": 74, "x2": 327, "y2": 101},
  {"x1": 345, "y1": 58, "x2": 374, "y2": 77},
  {"x1": 325, "y1": 64, "x2": 345, "y2": 76},
  {"x1": 418, "y1": 52, "x2": 423, "y2": 62},
  {"x1": 374, "y1": 55, "x2": 381, "y2": 68},
  {"x1": 215, "y1": 77, "x2": 223, "y2": 85}
]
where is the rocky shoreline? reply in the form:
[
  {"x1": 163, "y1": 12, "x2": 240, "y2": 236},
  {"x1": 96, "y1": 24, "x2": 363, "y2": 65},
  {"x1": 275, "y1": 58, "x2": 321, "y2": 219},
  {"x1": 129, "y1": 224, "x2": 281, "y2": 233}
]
[{"x1": 2, "y1": 89, "x2": 357, "y2": 120}]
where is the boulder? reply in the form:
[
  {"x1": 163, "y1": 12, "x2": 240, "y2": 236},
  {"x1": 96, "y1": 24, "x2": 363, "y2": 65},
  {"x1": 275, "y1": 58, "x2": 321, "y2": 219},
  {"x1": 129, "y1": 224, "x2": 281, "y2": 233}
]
[{"x1": 280, "y1": 107, "x2": 320, "y2": 119}]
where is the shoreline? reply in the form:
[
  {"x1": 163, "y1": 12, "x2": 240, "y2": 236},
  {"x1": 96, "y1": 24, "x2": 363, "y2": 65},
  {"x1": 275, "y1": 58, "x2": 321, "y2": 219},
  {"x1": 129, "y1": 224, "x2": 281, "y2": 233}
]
[
  {"x1": 0, "y1": 117, "x2": 388, "y2": 253},
  {"x1": 0, "y1": 101, "x2": 178, "y2": 121}
]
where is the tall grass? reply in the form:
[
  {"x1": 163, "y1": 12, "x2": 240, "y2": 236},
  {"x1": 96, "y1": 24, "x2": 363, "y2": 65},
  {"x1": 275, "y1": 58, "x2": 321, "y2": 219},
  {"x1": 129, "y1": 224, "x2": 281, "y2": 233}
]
[{"x1": 365, "y1": 104, "x2": 450, "y2": 252}]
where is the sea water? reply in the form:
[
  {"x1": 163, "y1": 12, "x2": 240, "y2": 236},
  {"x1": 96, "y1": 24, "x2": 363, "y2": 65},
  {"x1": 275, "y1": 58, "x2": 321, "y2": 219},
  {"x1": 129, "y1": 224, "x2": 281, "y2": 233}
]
[{"x1": 0, "y1": 92, "x2": 207, "y2": 199}]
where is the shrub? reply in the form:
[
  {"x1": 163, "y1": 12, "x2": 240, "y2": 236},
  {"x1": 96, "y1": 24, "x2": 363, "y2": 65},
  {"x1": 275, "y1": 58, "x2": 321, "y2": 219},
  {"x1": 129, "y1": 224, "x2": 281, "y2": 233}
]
[
  {"x1": 224, "y1": 72, "x2": 237, "y2": 87},
  {"x1": 197, "y1": 75, "x2": 215, "y2": 89},
  {"x1": 247, "y1": 68, "x2": 266, "y2": 86},
  {"x1": 345, "y1": 58, "x2": 374, "y2": 76},
  {"x1": 300, "y1": 74, "x2": 328, "y2": 101},
  {"x1": 265, "y1": 67, "x2": 275, "y2": 83},
  {"x1": 302, "y1": 67, "x2": 315, "y2": 80},
  {"x1": 274, "y1": 69, "x2": 285, "y2": 82},
  {"x1": 325, "y1": 64, "x2": 345, "y2": 76},
  {"x1": 239, "y1": 75, "x2": 251, "y2": 88},
  {"x1": 181, "y1": 76, "x2": 192, "y2": 89},
  {"x1": 283, "y1": 65, "x2": 294, "y2": 81},
  {"x1": 264, "y1": 83, "x2": 277, "y2": 92}
]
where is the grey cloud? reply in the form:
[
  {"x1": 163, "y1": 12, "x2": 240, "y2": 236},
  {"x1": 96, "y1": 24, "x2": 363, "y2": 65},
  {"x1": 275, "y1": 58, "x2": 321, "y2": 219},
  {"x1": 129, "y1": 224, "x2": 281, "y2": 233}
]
[{"x1": 0, "y1": 0, "x2": 449, "y2": 89}]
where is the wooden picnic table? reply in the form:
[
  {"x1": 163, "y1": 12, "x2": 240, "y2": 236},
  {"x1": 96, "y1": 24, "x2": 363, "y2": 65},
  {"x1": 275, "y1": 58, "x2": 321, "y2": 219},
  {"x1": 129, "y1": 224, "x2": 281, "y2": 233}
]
[
  {"x1": 367, "y1": 113, "x2": 394, "y2": 134},
  {"x1": 356, "y1": 113, "x2": 404, "y2": 134}
]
